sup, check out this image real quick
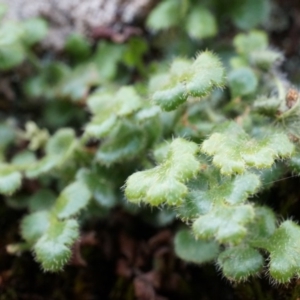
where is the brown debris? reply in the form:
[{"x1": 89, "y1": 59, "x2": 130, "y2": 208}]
[{"x1": 286, "y1": 88, "x2": 299, "y2": 108}]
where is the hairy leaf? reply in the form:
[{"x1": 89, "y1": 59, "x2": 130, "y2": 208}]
[
  {"x1": 85, "y1": 86, "x2": 142, "y2": 138},
  {"x1": 34, "y1": 218, "x2": 79, "y2": 272},
  {"x1": 177, "y1": 172, "x2": 260, "y2": 221},
  {"x1": 193, "y1": 204, "x2": 255, "y2": 244},
  {"x1": 96, "y1": 122, "x2": 146, "y2": 165},
  {"x1": 53, "y1": 181, "x2": 92, "y2": 219},
  {"x1": 218, "y1": 246, "x2": 264, "y2": 281},
  {"x1": 125, "y1": 138, "x2": 200, "y2": 206},
  {"x1": 266, "y1": 221, "x2": 300, "y2": 283},
  {"x1": 201, "y1": 122, "x2": 294, "y2": 175},
  {"x1": 247, "y1": 206, "x2": 276, "y2": 248},
  {"x1": 152, "y1": 52, "x2": 225, "y2": 111},
  {"x1": 26, "y1": 129, "x2": 77, "y2": 178}
]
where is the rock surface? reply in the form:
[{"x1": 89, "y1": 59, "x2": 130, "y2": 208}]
[{"x1": 2, "y1": 0, "x2": 157, "y2": 49}]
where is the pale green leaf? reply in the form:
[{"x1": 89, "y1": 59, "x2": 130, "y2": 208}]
[
  {"x1": 193, "y1": 204, "x2": 255, "y2": 244},
  {"x1": 59, "y1": 64, "x2": 100, "y2": 101},
  {"x1": 177, "y1": 172, "x2": 260, "y2": 221},
  {"x1": 26, "y1": 129, "x2": 77, "y2": 178},
  {"x1": 228, "y1": 67, "x2": 258, "y2": 97},
  {"x1": 146, "y1": 0, "x2": 182, "y2": 31},
  {"x1": 29, "y1": 189, "x2": 56, "y2": 212},
  {"x1": 34, "y1": 218, "x2": 79, "y2": 272},
  {"x1": 233, "y1": 31, "x2": 268, "y2": 56},
  {"x1": 174, "y1": 229, "x2": 219, "y2": 264},
  {"x1": 22, "y1": 18, "x2": 48, "y2": 45},
  {"x1": 218, "y1": 246, "x2": 264, "y2": 281},
  {"x1": 11, "y1": 150, "x2": 36, "y2": 169},
  {"x1": 93, "y1": 41, "x2": 125, "y2": 80},
  {"x1": 125, "y1": 138, "x2": 200, "y2": 206},
  {"x1": 79, "y1": 169, "x2": 116, "y2": 208},
  {"x1": 250, "y1": 49, "x2": 283, "y2": 70},
  {"x1": 0, "y1": 122, "x2": 15, "y2": 150},
  {"x1": 201, "y1": 123, "x2": 294, "y2": 175},
  {"x1": 0, "y1": 165, "x2": 22, "y2": 195},
  {"x1": 53, "y1": 181, "x2": 92, "y2": 219},
  {"x1": 153, "y1": 52, "x2": 225, "y2": 111},
  {"x1": 230, "y1": 0, "x2": 270, "y2": 30},
  {"x1": 0, "y1": 42, "x2": 25, "y2": 70},
  {"x1": 253, "y1": 96, "x2": 281, "y2": 116},
  {"x1": 225, "y1": 173, "x2": 261, "y2": 205},
  {"x1": 186, "y1": 6, "x2": 217, "y2": 40},
  {"x1": 96, "y1": 122, "x2": 146, "y2": 165},
  {"x1": 85, "y1": 86, "x2": 142, "y2": 138},
  {"x1": 247, "y1": 206, "x2": 276, "y2": 248},
  {"x1": 21, "y1": 211, "x2": 50, "y2": 243},
  {"x1": 265, "y1": 221, "x2": 300, "y2": 283}
]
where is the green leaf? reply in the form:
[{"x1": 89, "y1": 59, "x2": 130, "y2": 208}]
[
  {"x1": 122, "y1": 37, "x2": 148, "y2": 72},
  {"x1": 0, "y1": 22, "x2": 23, "y2": 45},
  {"x1": 96, "y1": 121, "x2": 146, "y2": 165},
  {"x1": 0, "y1": 122, "x2": 15, "y2": 151},
  {"x1": 233, "y1": 31, "x2": 268, "y2": 56},
  {"x1": 22, "y1": 18, "x2": 48, "y2": 45},
  {"x1": 34, "y1": 218, "x2": 79, "y2": 272},
  {"x1": 253, "y1": 96, "x2": 281, "y2": 116},
  {"x1": 0, "y1": 42, "x2": 25, "y2": 70},
  {"x1": 186, "y1": 6, "x2": 217, "y2": 40},
  {"x1": 218, "y1": 246, "x2": 264, "y2": 281},
  {"x1": 193, "y1": 204, "x2": 255, "y2": 244},
  {"x1": 59, "y1": 64, "x2": 100, "y2": 101},
  {"x1": 125, "y1": 138, "x2": 200, "y2": 206},
  {"x1": 228, "y1": 67, "x2": 258, "y2": 97},
  {"x1": 250, "y1": 49, "x2": 283, "y2": 70},
  {"x1": 146, "y1": 0, "x2": 182, "y2": 31},
  {"x1": 26, "y1": 129, "x2": 77, "y2": 178},
  {"x1": 0, "y1": 22, "x2": 25, "y2": 69},
  {"x1": 11, "y1": 150, "x2": 36, "y2": 169},
  {"x1": 85, "y1": 86, "x2": 142, "y2": 138},
  {"x1": 201, "y1": 122, "x2": 294, "y2": 175},
  {"x1": 223, "y1": 173, "x2": 261, "y2": 205},
  {"x1": 177, "y1": 172, "x2": 260, "y2": 221},
  {"x1": 79, "y1": 169, "x2": 116, "y2": 208},
  {"x1": 266, "y1": 221, "x2": 300, "y2": 283},
  {"x1": 93, "y1": 41, "x2": 125, "y2": 80},
  {"x1": 28, "y1": 189, "x2": 56, "y2": 212},
  {"x1": 53, "y1": 181, "x2": 92, "y2": 219},
  {"x1": 230, "y1": 0, "x2": 270, "y2": 30},
  {"x1": 21, "y1": 211, "x2": 50, "y2": 243},
  {"x1": 153, "y1": 51, "x2": 225, "y2": 111},
  {"x1": 0, "y1": 165, "x2": 22, "y2": 195},
  {"x1": 65, "y1": 33, "x2": 91, "y2": 61},
  {"x1": 247, "y1": 206, "x2": 276, "y2": 248},
  {"x1": 174, "y1": 229, "x2": 219, "y2": 264}
]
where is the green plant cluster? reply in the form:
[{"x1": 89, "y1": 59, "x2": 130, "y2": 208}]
[{"x1": 1, "y1": 0, "x2": 300, "y2": 286}]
